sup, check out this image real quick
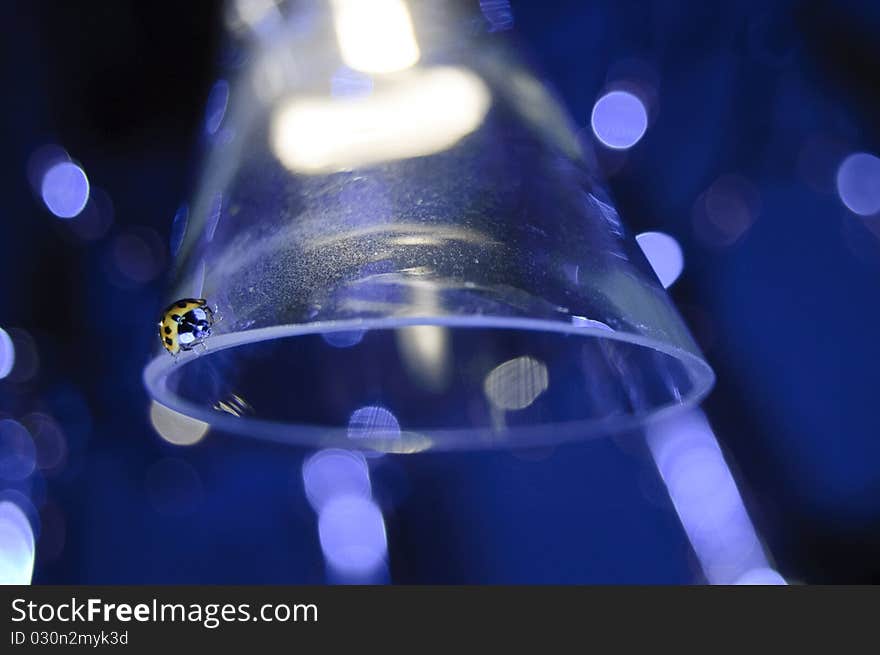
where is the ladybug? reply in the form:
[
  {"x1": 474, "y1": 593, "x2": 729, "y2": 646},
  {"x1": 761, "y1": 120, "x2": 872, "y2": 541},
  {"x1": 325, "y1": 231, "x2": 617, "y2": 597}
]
[{"x1": 158, "y1": 298, "x2": 215, "y2": 355}]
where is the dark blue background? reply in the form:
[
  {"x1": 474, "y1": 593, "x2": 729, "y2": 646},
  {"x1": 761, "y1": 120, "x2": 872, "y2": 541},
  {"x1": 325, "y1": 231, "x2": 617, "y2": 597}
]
[{"x1": 1, "y1": 0, "x2": 879, "y2": 583}]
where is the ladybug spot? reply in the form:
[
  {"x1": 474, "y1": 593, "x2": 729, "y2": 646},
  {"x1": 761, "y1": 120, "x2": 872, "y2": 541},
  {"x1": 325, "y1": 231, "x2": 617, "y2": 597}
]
[
  {"x1": 171, "y1": 314, "x2": 180, "y2": 321},
  {"x1": 177, "y1": 302, "x2": 188, "y2": 308},
  {"x1": 164, "y1": 326, "x2": 172, "y2": 335},
  {"x1": 164, "y1": 337, "x2": 173, "y2": 346}
]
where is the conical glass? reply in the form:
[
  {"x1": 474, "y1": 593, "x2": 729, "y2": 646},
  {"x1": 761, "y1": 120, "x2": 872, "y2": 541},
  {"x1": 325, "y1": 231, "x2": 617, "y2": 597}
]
[{"x1": 143, "y1": 0, "x2": 714, "y2": 452}]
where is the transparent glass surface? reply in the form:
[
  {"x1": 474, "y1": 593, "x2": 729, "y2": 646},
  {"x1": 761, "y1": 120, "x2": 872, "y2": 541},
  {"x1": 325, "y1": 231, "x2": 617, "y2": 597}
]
[{"x1": 143, "y1": 1, "x2": 714, "y2": 452}]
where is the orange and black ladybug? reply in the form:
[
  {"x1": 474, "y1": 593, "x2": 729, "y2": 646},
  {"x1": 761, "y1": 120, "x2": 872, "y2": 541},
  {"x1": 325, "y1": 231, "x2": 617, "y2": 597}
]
[{"x1": 158, "y1": 298, "x2": 215, "y2": 356}]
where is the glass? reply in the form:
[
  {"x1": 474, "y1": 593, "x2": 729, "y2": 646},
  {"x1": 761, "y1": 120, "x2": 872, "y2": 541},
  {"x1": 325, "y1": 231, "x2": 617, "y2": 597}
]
[{"x1": 143, "y1": 0, "x2": 714, "y2": 453}]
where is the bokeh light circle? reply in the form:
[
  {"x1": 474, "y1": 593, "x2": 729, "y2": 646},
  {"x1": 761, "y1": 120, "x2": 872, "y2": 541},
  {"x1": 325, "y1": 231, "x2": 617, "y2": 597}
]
[
  {"x1": 636, "y1": 231, "x2": 684, "y2": 288},
  {"x1": 318, "y1": 495, "x2": 387, "y2": 575},
  {"x1": 836, "y1": 152, "x2": 880, "y2": 216},
  {"x1": 322, "y1": 329, "x2": 365, "y2": 348},
  {"x1": 302, "y1": 449, "x2": 371, "y2": 512},
  {"x1": 21, "y1": 413, "x2": 67, "y2": 473},
  {"x1": 0, "y1": 328, "x2": 14, "y2": 380},
  {"x1": 590, "y1": 90, "x2": 648, "y2": 150},
  {"x1": 149, "y1": 401, "x2": 209, "y2": 446},
  {"x1": 107, "y1": 227, "x2": 167, "y2": 287},
  {"x1": 40, "y1": 161, "x2": 90, "y2": 219},
  {"x1": 0, "y1": 500, "x2": 35, "y2": 584},
  {"x1": 347, "y1": 406, "x2": 401, "y2": 441},
  {"x1": 0, "y1": 420, "x2": 36, "y2": 481},
  {"x1": 692, "y1": 174, "x2": 761, "y2": 248},
  {"x1": 483, "y1": 356, "x2": 549, "y2": 411},
  {"x1": 0, "y1": 489, "x2": 40, "y2": 538},
  {"x1": 145, "y1": 457, "x2": 204, "y2": 516}
]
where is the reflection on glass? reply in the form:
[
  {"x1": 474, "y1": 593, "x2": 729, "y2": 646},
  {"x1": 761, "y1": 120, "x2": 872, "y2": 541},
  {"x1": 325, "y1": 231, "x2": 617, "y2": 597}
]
[
  {"x1": 270, "y1": 67, "x2": 491, "y2": 174},
  {"x1": 213, "y1": 393, "x2": 253, "y2": 417},
  {"x1": 397, "y1": 325, "x2": 451, "y2": 393},
  {"x1": 330, "y1": 0, "x2": 420, "y2": 74}
]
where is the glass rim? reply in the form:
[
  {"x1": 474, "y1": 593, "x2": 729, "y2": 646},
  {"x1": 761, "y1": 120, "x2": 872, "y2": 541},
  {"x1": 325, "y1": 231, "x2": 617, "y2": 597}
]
[{"x1": 143, "y1": 313, "x2": 715, "y2": 452}]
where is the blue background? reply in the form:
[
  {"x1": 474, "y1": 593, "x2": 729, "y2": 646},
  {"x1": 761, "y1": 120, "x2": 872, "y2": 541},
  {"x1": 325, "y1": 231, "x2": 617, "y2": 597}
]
[{"x1": 1, "y1": 0, "x2": 879, "y2": 583}]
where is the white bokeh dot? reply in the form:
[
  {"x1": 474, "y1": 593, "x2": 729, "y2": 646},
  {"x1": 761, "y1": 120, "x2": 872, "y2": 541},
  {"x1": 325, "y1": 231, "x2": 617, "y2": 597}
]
[
  {"x1": 636, "y1": 231, "x2": 684, "y2": 288},
  {"x1": 591, "y1": 90, "x2": 648, "y2": 150},
  {"x1": 40, "y1": 161, "x2": 90, "y2": 219},
  {"x1": 836, "y1": 152, "x2": 880, "y2": 216}
]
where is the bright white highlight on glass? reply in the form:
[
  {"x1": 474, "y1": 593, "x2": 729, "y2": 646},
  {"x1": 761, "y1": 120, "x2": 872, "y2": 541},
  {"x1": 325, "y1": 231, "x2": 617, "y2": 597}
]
[
  {"x1": 149, "y1": 401, "x2": 209, "y2": 446},
  {"x1": 590, "y1": 90, "x2": 648, "y2": 150},
  {"x1": 302, "y1": 449, "x2": 371, "y2": 512},
  {"x1": 231, "y1": 0, "x2": 282, "y2": 35},
  {"x1": 330, "y1": 0, "x2": 420, "y2": 74},
  {"x1": 397, "y1": 325, "x2": 450, "y2": 392},
  {"x1": 836, "y1": 152, "x2": 880, "y2": 216},
  {"x1": 571, "y1": 316, "x2": 614, "y2": 332},
  {"x1": 318, "y1": 495, "x2": 388, "y2": 576},
  {"x1": 0, "y1": 328, "x2": 14, "y2": 380},
  {"x1": 0, "y1": 500, "x2": 35, "y2": 584},
  {"x1": 636, "y1": 231, "x2": 684, "y2": 289},
  {"x1": 646, "y1": 410, "x2": 785, "y2": 585},
  {"x1": 270, "y1": 66, "x2": 490, "y2": 174},
  {"x1": 483, "y1": 356, "x2": 549, "y2": 411},
  {"x1": 0, "y1": 420, "x2": 36, "y2": 481},
  {"x1": 40, "y1": 161, "x2": 90, "y2": 218}
]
